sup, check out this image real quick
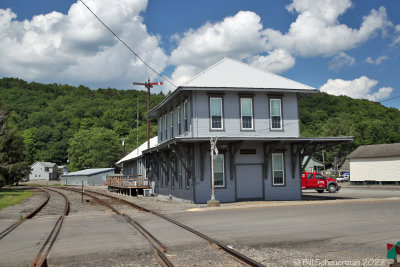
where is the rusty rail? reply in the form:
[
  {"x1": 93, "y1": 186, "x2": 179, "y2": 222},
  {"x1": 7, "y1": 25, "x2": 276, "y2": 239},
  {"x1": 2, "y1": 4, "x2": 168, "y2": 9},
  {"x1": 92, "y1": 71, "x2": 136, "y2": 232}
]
[
  {"x1": 59, "y1": 187, "x2": 172, "y2": 267},
  {"x1": 30, "y1": 187, "x2": 70, "y2": 267},
  {"x1": 0, "y1": 187, "x2": 50, "y2": 240},
  {"x1": 73, "y1": 188, "x2": 265, "y2": 267}
]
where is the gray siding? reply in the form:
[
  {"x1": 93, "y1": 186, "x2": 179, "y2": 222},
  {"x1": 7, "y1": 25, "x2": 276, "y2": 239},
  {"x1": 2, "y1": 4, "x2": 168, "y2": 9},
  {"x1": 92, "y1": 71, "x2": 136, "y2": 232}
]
[
  {"x1": 153, "y1": 160, "x2": 194, "y2": 202},
  {"x1": 193, "y1": 142, "x2": 301, "y2": 203},
  {"x1": 122, "y1": 158, "x2": 146, "y2": 178},
  {"x1": 192, "y1": 91, "x2": 299, "y2": 138},
  {"x1": 264, "y1": 144, "x2": 302, "y2": 200},
  {"x1": 158, "y1": 97, "x2": 192, "y2": 144},
  {"x1": 61, "y1": 170, "x2": 114, "y2": 186}
]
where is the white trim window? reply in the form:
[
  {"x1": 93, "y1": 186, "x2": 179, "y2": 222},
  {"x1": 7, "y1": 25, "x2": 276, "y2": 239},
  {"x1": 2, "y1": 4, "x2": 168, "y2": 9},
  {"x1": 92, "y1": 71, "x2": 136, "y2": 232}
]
[
  {"x1": 213, "y1": 154, "x2": 225, "y2": 187},
  {"x1": 178, "y1": 160, "x2": 183, "y2": 188},
  {"x1": 164, "y1": 114, "x2": 167, "y2": 139},
  {"x1": 240, "y1": 97, "x2": 253, "y2": 130},
  {"x1": 210, "y1": 97, "x2": 223, "y2": 130},
  {"x1": 160, "y1": 117, "x2": 163, "y2": 141},
  {"x1": 177, "y1": 105, "x2": 182, "y2": 135},
  {"x1": 184, "y1": 100, "x2": 189, "y2": 132},
  {"x1": 272, "y1": 153, "x2": 284, "y2": 185},
  {"x1": 170, "y1": 111, "x2": 174, "y2": 138},
  {"x1": 270, "y1": 98, "x2": 282, "y2": 130}
]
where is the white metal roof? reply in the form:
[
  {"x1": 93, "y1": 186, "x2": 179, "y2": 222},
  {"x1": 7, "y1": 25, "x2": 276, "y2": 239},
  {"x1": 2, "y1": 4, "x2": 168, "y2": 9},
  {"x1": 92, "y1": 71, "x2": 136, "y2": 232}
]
[
  {"x1": 64, "y1": 168, "x2": 114, "y2": 176},
  {"x1": 116, "y1": 136, "x2": 158, "y2": 164},
  {"x1": 32, "y1": 162, "x2": 57, "y2": 168},
  {"x1": 182, "y1": 57, "x2": 315, "y2": 90}
]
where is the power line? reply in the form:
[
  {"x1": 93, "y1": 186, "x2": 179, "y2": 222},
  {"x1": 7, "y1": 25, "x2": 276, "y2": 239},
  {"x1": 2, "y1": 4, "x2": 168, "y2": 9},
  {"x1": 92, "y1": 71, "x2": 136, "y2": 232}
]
[
  {"x1": 379, "y1": 95, "x2": 400, "y2": 103},
  {"x1": 78, "y1": 0, "x2": 177, "y2": 88}
]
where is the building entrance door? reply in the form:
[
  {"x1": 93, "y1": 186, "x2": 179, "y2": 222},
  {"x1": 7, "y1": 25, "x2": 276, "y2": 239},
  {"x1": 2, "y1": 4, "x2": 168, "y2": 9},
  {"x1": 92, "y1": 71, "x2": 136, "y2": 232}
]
[{"x1": 236, "y1": 164, "x2": 263, "y2": 200}]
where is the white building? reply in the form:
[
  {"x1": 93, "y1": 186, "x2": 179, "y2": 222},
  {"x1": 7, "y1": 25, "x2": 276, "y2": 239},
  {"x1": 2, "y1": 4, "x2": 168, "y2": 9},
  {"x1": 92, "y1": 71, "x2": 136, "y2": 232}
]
[
  {"x1": 348, "y1": 143, "x2": 400, "y2": 184},
  {"x1": 29, "y1": 162, "x2": 58, "y2": 180}
]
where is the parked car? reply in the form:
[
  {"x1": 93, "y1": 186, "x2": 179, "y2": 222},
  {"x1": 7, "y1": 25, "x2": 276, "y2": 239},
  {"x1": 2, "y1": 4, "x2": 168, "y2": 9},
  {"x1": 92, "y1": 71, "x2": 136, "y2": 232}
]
[
  {"x1": 302, "y1": 172, "x2": 341, "y2": 193},
  {"x1": 336, "y1": 175, "x2": 350, "y2": 182}
]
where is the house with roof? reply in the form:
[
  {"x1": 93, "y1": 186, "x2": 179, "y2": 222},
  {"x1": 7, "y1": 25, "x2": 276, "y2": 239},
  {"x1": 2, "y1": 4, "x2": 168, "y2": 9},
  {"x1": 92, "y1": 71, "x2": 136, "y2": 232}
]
[
  {"x1": 348, "y1": 143, "x2": 400, "y2": 184},
  {"x1": 29, "y1": 162, "x2": 58, "y2": 180},
  {"x1": 61, "y1": 168, "x2": 115, "y2": 186},
  {"x1": 302, "y1": 156, "x2": 325, "y2": 172},
  {"x1": 142, "y1": 58, "x2": 352, "y2": 203}
]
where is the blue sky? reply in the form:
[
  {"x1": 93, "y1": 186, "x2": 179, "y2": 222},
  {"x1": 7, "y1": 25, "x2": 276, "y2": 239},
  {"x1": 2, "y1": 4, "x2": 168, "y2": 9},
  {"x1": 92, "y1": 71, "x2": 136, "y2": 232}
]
[{"x1": 0, "y1": 0, "x2": 399, "y2": 109}]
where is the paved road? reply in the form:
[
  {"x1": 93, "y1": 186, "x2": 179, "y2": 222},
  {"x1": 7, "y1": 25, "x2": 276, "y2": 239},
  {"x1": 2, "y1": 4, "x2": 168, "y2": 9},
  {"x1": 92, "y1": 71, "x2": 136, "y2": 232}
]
[{"x1": 171, "y1": 198, "x2": 400, "y2": 260}]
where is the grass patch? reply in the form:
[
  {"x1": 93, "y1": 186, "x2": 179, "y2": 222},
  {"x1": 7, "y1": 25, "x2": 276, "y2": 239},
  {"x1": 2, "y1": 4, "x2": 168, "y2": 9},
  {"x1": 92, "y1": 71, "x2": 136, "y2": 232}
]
[{"x1": 0, "y1": 189, "x2": 34, "y2": 211}]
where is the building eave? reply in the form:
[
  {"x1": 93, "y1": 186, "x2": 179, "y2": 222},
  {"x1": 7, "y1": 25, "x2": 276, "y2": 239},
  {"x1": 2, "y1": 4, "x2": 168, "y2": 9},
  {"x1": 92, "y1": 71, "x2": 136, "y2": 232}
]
[{"x1": 142, "y1": 136, "x2": 354, "y2": 154}]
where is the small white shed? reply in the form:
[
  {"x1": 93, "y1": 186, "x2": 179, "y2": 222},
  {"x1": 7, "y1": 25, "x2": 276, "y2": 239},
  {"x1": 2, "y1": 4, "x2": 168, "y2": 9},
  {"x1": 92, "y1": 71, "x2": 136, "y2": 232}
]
[{"x1": 348, "y1": 143, "x2": 400, "y2": 183}]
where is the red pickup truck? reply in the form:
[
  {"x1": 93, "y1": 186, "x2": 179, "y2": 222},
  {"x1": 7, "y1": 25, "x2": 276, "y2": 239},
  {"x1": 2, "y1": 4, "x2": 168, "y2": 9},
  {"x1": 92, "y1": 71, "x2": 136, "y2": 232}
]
[{"x1": 302, "y1": 172, "x2": 340, "y2": 193}]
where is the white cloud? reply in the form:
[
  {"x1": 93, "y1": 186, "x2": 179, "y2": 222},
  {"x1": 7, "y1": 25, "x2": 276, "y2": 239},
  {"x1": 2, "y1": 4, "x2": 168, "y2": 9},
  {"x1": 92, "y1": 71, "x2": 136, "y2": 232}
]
[
  {"x1": 365, "y1": 55, "x2": 388, "y2": 65},
  {"x1": 392, "y1": 24, "x2": 400, "y2": 45},
  {"x1": 247, "y1": 49, "x2": 295, "y2": 74},
  {"x1": 328, "y1": 52, "x2": 355, "y2": 71},
  {"x1": 169, "y1": 0, "x2": 392, "y2": 86},
  {"x1": 0, "y1": 0, "x2": 168, "y2": 89},
  {"x1": 168, "y1": 11, "x2": 270, "y2": 86},
  {"x1": 320, "y1": 76, "x2": 393, "y2": 101},
  {"x1": 264, "y1": 1, "x2": 391, "y2": 57}
]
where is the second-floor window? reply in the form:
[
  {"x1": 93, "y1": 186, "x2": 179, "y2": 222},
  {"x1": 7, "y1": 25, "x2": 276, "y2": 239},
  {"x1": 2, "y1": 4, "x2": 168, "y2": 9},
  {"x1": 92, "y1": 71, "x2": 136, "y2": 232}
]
[
  {"x1": 210, "y1": 97, "x2": 223, "y2": 130},
  {"x1": 240, "y1": 97, "x2": 253, "y2": 130},
  {"x1": 270, "y1": 98, "x2": 282, "y2": 130},
  {"x1": 177, "y1": 105, "x2": 182, "y2": 135},
  {"x1": 184, "y1": 100, "x2": 189, "y2": 132},
  {"x1": 164, "y1": 114, "x2": 167, "y2": 139},
  {"x1": 170, "y1": 111, "x2": 174, "y2": 137}
]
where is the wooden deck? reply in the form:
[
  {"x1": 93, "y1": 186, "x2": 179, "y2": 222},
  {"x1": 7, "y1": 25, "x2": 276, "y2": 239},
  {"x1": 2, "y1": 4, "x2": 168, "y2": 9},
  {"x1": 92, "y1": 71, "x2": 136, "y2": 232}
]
[{"x1": 106, "y1": 175, "x2": 150, "y2": 189}]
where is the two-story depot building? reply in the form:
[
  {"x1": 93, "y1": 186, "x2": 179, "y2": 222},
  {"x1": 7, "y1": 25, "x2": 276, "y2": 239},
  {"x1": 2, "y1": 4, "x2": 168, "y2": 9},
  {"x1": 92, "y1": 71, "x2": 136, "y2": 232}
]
[{"x1": 140, "y1": 58, "x2": 352, "y2": 203}]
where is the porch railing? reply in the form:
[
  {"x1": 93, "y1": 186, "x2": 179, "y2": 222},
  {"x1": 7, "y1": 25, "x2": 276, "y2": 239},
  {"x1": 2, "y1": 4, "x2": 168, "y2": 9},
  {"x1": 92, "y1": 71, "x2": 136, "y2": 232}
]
[{"x1": 106, "y1": 175, "x2": 149, "y2": 187}]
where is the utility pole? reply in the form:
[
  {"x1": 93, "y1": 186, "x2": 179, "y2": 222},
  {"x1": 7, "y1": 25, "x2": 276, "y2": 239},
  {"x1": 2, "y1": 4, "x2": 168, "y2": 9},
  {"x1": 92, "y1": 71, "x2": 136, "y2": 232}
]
[
  {"x1": 208, "y1": 137, "x2": 220, "y2": 207},
  {"x1": 133, "y1": 78, "x2": 163, "y2": 182},
  {"x1": 133, "y1": 78, "x2": 163, "y2": 149}
]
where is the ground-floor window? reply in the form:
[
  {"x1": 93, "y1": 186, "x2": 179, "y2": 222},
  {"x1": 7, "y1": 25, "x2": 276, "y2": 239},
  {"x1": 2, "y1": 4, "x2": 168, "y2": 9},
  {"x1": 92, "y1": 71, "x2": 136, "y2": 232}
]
[
  {"x1": 178, "y1": 160, "x2": 183, "y2": 189},
  {"x1": 165, "y1": 163, "x2": 169, "y2": 187},
  {"x1": 185, "y1": 160, "x2": 190, "y2": 189},
  {"x1": 272, "y1": 153, "x2": 285, "y2": 186},
  {"x1": 214, "y1": 154, "x2": 225, "y2": 187}
]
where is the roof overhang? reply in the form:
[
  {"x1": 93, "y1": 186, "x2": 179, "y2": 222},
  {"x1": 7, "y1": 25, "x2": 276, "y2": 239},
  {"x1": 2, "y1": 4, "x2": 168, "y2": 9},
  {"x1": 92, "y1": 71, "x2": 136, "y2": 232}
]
[{"x1": 142, "y1": 136, "x2": 353, "y2": 154}]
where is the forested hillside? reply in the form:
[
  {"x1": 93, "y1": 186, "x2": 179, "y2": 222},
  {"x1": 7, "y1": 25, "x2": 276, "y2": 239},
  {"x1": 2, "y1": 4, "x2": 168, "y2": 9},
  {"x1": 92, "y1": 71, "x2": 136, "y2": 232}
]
[
  {"x1": 299, "y1": 92, "x2": 400, "y2": 165},
  {"x1": 0, "y1": 78, "x2": 165, "y2": 171},
  {"x1": 0, "y1": 78, "x2": 399, "y2": 170}
]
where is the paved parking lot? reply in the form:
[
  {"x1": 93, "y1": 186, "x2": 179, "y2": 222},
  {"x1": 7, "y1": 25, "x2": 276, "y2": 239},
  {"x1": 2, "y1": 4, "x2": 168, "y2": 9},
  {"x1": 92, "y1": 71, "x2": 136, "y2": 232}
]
[{"x1": 302, "y1": 184, "x2": 400, "y2": 200}]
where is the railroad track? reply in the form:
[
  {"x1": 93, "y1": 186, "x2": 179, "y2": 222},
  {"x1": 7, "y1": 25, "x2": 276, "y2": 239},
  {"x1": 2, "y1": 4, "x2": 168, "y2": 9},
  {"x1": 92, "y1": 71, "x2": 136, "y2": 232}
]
[
  {"x1": 30, "y1": 187, "x2": 70, "y2": 267},
  {"x1": 59, "y1": 186, "x2": 265, "y2": 267},
  {"x1": 0, "y1": 187, "x2": 50, "y2": 240}
]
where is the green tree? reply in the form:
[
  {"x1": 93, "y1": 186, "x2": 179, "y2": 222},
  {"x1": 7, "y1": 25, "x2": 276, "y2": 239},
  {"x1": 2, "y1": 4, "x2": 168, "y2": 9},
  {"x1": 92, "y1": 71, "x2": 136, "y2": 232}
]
[
  {"x1": 67, "y1": 127, "x2": 123, "y2": 171},
  {"x1": 0, "y1": 107, "x2": 30, "y2": 187}
]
